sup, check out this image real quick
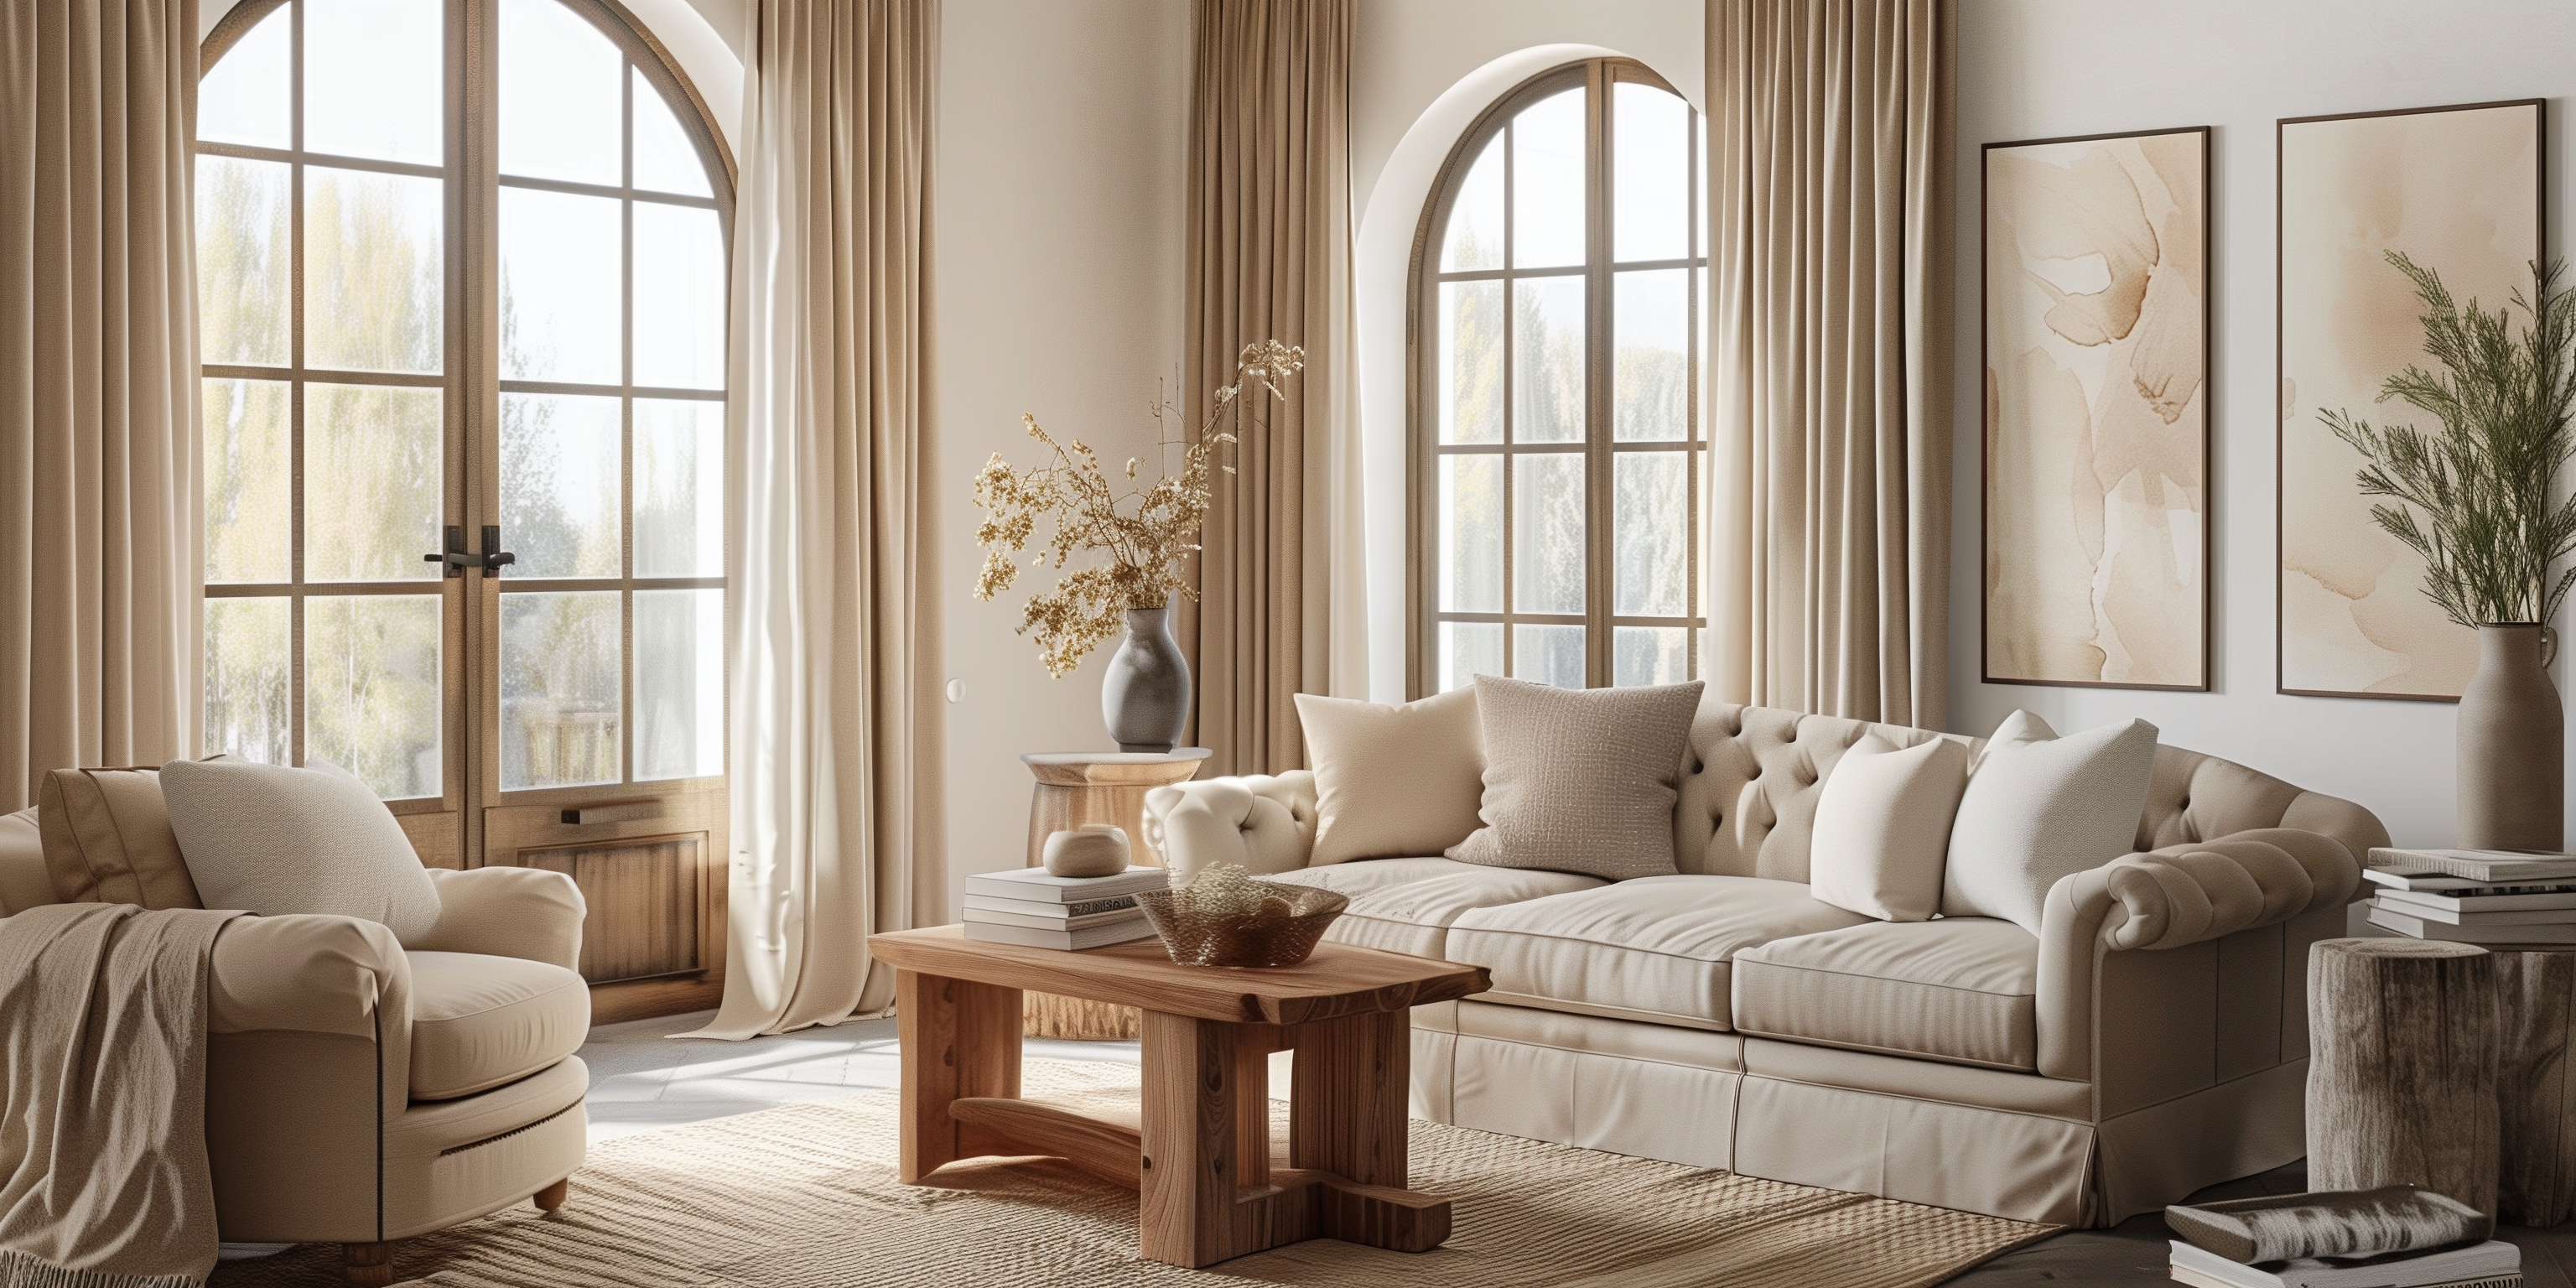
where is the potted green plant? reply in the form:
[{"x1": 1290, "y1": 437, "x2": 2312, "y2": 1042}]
[{"x1": 2324, "y1": 254, "x2": 2576, "y2": 851}]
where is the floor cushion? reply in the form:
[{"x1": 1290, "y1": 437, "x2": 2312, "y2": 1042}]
[
  {"x1": 1265, "y1": 857, "x2": 1604, "y2": 958},
  {"x1": 1446, "y1": 875, "x2": 1872, "y2": 1029},
  {"x1": 1731, "y1": 917, "x2": 2040, "y2": 1071},
  {"x1": 408, "y1": 951, "x2": 590, "y2": 1101}
]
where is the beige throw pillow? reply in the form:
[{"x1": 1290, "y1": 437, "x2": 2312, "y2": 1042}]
[
  {"x1": 1807, "y1": 735, "x2": 1968, "y2": 921},
  {"x1": 1446, "y1": 676, "x2": 1705, "y2": 881},
  {"x1": 1941, "y1": 710, "x2": 2158, "y2": 934},
  {"x1": 37, "y1": 766, "x2": 203, "y2": 909},
  {"x1": 1296, "y1": 688, "x2": 1485, "y2": 865},
  {"x1": 162, "y1": 757, "x2": 443, "y2": 943}
]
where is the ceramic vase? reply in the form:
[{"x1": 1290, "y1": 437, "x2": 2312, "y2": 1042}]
[
  {"x1": 2457, "y1": 623, "x2": 2563, "y2": 851},
  {"x1": 1102, "y1": 605, "x2": 1189, "y2": 753}
]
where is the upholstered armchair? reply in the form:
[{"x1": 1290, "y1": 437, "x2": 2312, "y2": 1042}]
[{"x1": 0, "y1": 808, "x2": 592, "y2": 1285}]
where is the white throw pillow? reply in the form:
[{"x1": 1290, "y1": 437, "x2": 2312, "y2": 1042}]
[
  {"x1": 1808, "y1": 735, "x2": 1969, "y2": 922},
  {"x1": 1296, "y1": 688, "x2": 1485, "y2": 865},
  {"x1": 162, "y1": 757, "x2": 443, "y2": 943},
  {"x1": 1940, "y1": 710, "x2": 2157, "y2": 934}
]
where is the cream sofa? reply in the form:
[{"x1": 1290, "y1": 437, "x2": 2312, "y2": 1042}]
[
  {"x1": 0, "y1": 808, "x2": 591, "y2": 1283},
  {"x1": 1142, "y1": 700, "x2": 2383, "y2": 1228}
]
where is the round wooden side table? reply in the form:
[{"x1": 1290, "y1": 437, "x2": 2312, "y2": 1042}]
[{"x1": 1017, "y1": 750, "x2": 1210, "y2": 1041}]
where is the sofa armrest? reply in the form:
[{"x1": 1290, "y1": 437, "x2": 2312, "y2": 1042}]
[
  {"x1": 209, "y1": 913, "x2": 414, "y2": 1117},
  {"x1": 409, "y1": 866, "x2": 586, "y2": 971},
  {"x1": 1141, "y1": 771, "x2": 1317, "y2": 880},
  {"x1": 2036, "y1": 828, "x2": 2360, "y2": 1083}
]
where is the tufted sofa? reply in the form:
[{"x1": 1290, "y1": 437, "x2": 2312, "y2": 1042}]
[{"x1": 1141, "y1": 699, "x2": 2384, "y2": 1228}]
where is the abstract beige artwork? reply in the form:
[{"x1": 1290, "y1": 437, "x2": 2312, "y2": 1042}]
[
  {"x1": 1984, "y1": 128, "x2": 2208, "y2": 689},
  {"x1": 2278, "y1": 101, "x2": 2541, "y2": 699}
]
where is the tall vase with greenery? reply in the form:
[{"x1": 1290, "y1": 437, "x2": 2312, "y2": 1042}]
[
  {"x1": 2324, "y1": 254, "x2": 2576, "y2": 850},
  {"x1": 971, "y1": 341, "x2": 1305, "y2": 751}
]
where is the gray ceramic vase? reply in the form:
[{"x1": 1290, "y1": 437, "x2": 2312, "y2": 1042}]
[
  {"x1": 1102, "y1": 605, "x2": 1190, "y2": 753},
  {"x1": 2457, "y1": 623, "x2": 2563, "y2": 851}
]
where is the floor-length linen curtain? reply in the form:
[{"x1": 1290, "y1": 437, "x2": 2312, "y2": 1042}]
[
  {"x1": 694, "y1": 0, "x2": 943, "y2": 1039},
  {"x1": 1182, "y1": 0, "x2": 1358, "y2": 777},
  {"x1": 0, "y1": 1, "x2": 201, "y2": 813},
  {"x1": 1706, "y1": 0, "x2": 1953, "y2": 729}
]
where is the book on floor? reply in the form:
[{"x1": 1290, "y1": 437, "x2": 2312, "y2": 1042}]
[
  {"x1": 2363, "y1": 868, "x2": 2576, "y2": 896},
  {"x1": 2367, "y1": 847, "x2": 2576, "y2": 882},
  {"x1": 2371, "y1": 885, "x2": 2576, "y2": 913},
  {"x1": 2368, "y1": 906, "x2": 2576, "y2": 943},
  {"x1": 961, "y1": 916, "x2": 1157, "y2": 951},
  {"x1": 961, "y1": 905, "x2": 1148, "y2": 932},
  {"x1": 2168, "y1": 1239, "x2": 2519, "y2": 1288},
  {"x1": 959, "y1": 865, "x2": 1169, "y2": 903},
  {"x1": 2369, "y1": 893, "x2": 2576, "y2": 925},
  {"x1": 962, "y1": 892, "x2": 1140, "y2": 920}
]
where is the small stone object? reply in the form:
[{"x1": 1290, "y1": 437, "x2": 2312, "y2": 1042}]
[{"x1": 1041, "y1": 823, "x2": 1130, "y2": 877}]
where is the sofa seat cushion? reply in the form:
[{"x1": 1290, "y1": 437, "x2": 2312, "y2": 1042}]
[
  {"x1": 408, "y1": 951, "x2": 590, "y2": 1101},
  {"x1": 1446, "y1": 875, "x2": 1872, "y2": 1029},
  {"x1": 1731, "y1": 917, "x2": 2039, "y2": 1071},
  {"x1": 1266, "y1": 858, "x2": 1605, "y2": 958}
]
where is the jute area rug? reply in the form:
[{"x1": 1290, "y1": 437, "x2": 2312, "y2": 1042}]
[{"x1": 212, "y1": 1058, "x2": 2054, "y2": 1287}]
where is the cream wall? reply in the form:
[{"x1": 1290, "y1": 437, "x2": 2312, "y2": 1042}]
[
  {"x1": 1952, "y1": 0, "x2": 2576, "y2": 847},
  {"x1": 934, "y1": 0, "x2": 1192, "y2": 912}
]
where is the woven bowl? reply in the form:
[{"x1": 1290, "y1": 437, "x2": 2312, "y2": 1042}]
[{"x1": 1133, "y1": 880, "x2": 1349, "y2": 968}]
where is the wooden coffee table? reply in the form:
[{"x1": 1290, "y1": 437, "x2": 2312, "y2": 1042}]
[{"x1": 869, "y1": 925, "x2": 1491, "y2": 1268}]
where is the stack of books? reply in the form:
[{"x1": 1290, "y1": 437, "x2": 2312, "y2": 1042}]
[
  {"x1": 2166, "y1": 1185, "x2": 2519, "y2": 1288},
  {"x1": 2366, "y1": 847, "x2": 2576, "y2": 944},
  {"x1": 2169, "y1": 1239, "x2": 2521, "y2": 1288},
  {"x1": 960, "y1": 865, "x2": 1166, "y2": 950}
]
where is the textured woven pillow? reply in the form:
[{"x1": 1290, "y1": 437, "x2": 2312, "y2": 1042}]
[
  {"x1": 162, "y1": 757, "x2": 443, "y2": 943},
  {"x1": 1941, "y1": 710, "x2": 2158, "y2": 933},
  {"x1": 1446, "y1": 676, "x2": 1705, "y2": 880},
  {"x1": 1807, "y1": 735, "x2": 1968, "y2": 922},
  {"x1": 1296, "y1": 688, "x2": 1485, "y2": 865},
  {"x1": 37, "y1": 766, "x2": 203, "y2": 909}
]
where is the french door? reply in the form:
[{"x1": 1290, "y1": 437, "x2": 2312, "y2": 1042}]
[{"x1": 197, "y1": 0, "x2": 732, "y2": 1018}]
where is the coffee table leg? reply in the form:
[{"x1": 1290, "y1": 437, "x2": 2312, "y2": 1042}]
[
  {"x1": 1289, "y1": 1010, "x2": 1409, "y2": 1185},
  {"x1": 1138, "y1": 1011, "x2": 1284, "y2": 1267},
  {"x1": 898, "y1": 969, "x2": 1022, "y2": 1183}
]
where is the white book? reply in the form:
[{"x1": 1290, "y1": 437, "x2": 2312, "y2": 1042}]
[
  {"x1": 2371, "y1": 885, "x2": 2576, "y2": 912},
  {"x1": 959, "y1": 865, "x2": 1169, "y2": 904},
  {"x1": 2368, "y1": 847, "x2": 2576, "y2": 882},
  {"x1": 962, "y1": 893, "x2": 1141, "y2": 920},
  {"x1": 2371, "y1": 893, "x2": 2576, "y2": 925},
  {"x1": 2362, "y1": 868, "x2": 2576, "y2": 896},
  {"x1": 2169, "y1": 1239, "x2": 2518, "y2": 1288},
  {"x1": 962, "y1": 905, "x2": 1146, "y2": 932},
  {"x1": 2370, "y1": 906, "x2": 2576, "y2": 943},
  {"x1": 961, "y1": 917, "x2": 1158, "y2": 951}
]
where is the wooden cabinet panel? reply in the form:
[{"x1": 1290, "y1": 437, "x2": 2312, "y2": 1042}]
[{"x1": 510, "y1": 834, "x2": 704, "y2": 983}]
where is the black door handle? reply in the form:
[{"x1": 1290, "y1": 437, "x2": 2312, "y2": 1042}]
[
  {"x1": 480, "y1": 525, "x2": 517, "y2": 573},
  {"x1": 423, "y1": 525, "x2": 517, "y2": 576}
]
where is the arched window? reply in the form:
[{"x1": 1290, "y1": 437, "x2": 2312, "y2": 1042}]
[
  {"x1": 195, "y1": 0, "x2": 730, "y2": 859},
  {"x1": 1411, "y1": 60, "x2": 1706, "y2": 693}
]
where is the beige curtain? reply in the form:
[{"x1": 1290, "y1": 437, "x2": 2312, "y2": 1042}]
[
  {"x1": 1182, "y1": 0, "x2": 1357, "y2": 777},
  {"x1": 1706, "y1": 0, "x2": 1953, "y2": 728},
  {"x1": 693, "y1": 0, "x2": 943, "y2": 1039},
  {"x1": 0, "y1": 0, "x2": 201, "y2": 813}
]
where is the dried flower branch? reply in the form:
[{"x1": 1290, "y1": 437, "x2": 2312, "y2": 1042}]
[{"x1": 972, "y1": 340, "x2": 1306, "y2": 676}]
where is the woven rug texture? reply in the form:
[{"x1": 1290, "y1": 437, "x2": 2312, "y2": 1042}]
[{"x1": 210, "y1": 1058, "x2": 2054, "y2": 1287}]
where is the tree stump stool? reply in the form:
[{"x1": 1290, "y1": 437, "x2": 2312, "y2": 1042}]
[
  {"x1": 2308, "y1": 937, "x2": 2499, "y2": 1225},
  {"x1": 2496, "y1": 948, "x2": 2576, "y2": 1226}
]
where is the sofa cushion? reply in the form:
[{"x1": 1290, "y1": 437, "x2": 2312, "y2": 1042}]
[
  {"x1": 1266, "y1": 857, "x2": 1604, "y2": 958},
  {"x1": 408, "y1": 951, "x2": 590, "y2": 1101},
  {"x1": 1296, "y1": 689, "x2": 1487, "y2": 865},
  {"x1": 1807, "y1": 735, "x2": 1967, "y2": 922},
  {"x1": 164, "y1": 757, "x2": 444, "y2": 943},
  {"x1": 1943, "y1": 710, "x2": 2158, "y2": 934},
  {"x1": 1446, "y1": 875, "x2": 1872, "y2": 1029},
  {"x1": 1732, "y1": 918, "x2": 2039, "y2": 1071},
  {"x1": 1448, "y1": 676, "x2": 1705, "y2": 880},
  {"x1": 0, "y1": 808, "x2": 56, "y2": 917},
  {"x1": 38, "y1": 766, "x2": 202, "y2": 909}
]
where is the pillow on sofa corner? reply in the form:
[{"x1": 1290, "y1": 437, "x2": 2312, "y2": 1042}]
[
  {"x1": 1296, "y1": 688, "x2": 1486, "y2": 865},
  {"x1": 1446, "y1": 675, "x2": 1705, "y2": 881},
  {"x1": 1808, "y1": 735, "x2": 1968, "y2": 922},
  {"x1": 37, "y1": 766, "x2": 204, "y2": 909},
  {"x1": 1941, "y1": 710, "x2": 2158, "y2": 934},
  {"x1": 162, "y1": 757, "x2": 443, "y2": 943}
]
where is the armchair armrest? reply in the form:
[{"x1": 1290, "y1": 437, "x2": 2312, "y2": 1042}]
[
  {"x1": 410, "y1": 866, "x2": 586, "y2": 972},
  {"x1": 2036, "y1": 828, "x2": 2360, "y2": 1083},
  {"x1": 209, "y1": 913, "x2": 414, "y2": 1118},
  {"x1": 1141, "y1": 771, "x2": 1318, "y2": 880}
]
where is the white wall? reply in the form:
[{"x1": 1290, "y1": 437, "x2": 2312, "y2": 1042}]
[
  {"x1": 935, "y1": 0, "x2": 1191, "y2": 912},
  {"x1": 1952, "y1": 0, "x2": 2576, "y2": 847}
]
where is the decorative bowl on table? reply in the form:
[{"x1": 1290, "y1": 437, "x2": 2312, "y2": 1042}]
[{"x1": 1134, "y1": 878, "x2": 1348, "y2": 968}]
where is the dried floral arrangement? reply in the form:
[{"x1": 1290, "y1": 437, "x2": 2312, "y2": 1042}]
[{"x1": 972, "y1": 340, "x2": 1306, "y2": 676}]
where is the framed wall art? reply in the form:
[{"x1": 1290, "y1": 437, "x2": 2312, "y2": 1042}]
[
  {"x1": 1982, "y1": 127, "x2": 2210, "y2": 690},
  {"x1": 2277, "y1": 100, "x2": 2544, "y2": 700}
]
